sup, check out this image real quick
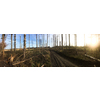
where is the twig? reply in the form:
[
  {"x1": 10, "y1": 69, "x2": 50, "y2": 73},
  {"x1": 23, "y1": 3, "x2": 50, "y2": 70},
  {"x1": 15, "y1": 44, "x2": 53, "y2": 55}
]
[{"x1": 15, "y1": 54, "x2": 24, "y2": 61}]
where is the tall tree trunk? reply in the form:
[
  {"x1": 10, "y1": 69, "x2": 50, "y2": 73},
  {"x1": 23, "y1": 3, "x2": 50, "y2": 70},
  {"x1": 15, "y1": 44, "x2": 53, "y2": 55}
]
[
  {"x1": 59, "y1": 34, "x2": 60, "y2": 46},
  {"x1": 2, "y1": 34, "x2": 4, "y2": 59},
  {"x1": 36, "y1": 34, "x2": 37, "y2": 48},
  {"x1": 61, "y1": 34, "x2": 63, "y2": 47},
  {"x1": 43, "y1": 34, "x2": 44, "y2": 47},
  {"x1": 99, "y1": 34, "x2": 100, "y2": 52},
  {"x1": 65, "y1": 34, "x2": 67, "y2": 48},
  {"x1": 53, "y1": 35, "x2": 54, "y2": 47},
  {"x1": 55, "y1": 34, "x2": 56, "y2": 47},
  {"x1": 20, "y1": 35, "x2": 21, "y2": 50},
  {"x1": 29, "y1": 34, "x2": 30, "y2": 50},
  {"x1": 74, "y1": 34, "x2": 77, "y2": 47},
  {"x1": 74, "y1": 34, "x2": 77, "y2": 54},
  {"x1": 24, "y1": 34, "x2": 26, "y2": 58},
  {"x1": 14, "y1": 34, "x2": 16, "y2": 52},
  {"x1": 57, "y1": 35, "x2": 58, "y2": 46},
  {"x1": 47, "y1": 34, "x2": 48, "y2": 47},
  {"x1": 49, "y1": 34, "x2": 50, "y2": 47},
  {"x1": 68, "y1": 34, "x2": 70, "y2": 49},
  {"x1": 11, "y1": 34, "x2": 13, "y2": 51}
]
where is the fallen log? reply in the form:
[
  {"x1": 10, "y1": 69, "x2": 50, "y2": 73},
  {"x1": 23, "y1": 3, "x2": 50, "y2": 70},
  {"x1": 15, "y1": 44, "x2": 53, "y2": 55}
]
[{"x1": 85, "y1": 54, "x2": 100, "y2": 62}]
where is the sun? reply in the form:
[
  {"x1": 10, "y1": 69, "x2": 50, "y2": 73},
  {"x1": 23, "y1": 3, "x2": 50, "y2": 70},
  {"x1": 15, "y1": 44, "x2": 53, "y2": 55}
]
[{"x1": 91, "y1": 37, "x2": 97, "y2": 46}]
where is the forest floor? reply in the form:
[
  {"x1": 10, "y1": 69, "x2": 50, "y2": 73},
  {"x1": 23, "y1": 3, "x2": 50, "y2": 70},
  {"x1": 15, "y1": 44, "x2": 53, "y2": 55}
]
[
  {"x1": 0, "y1": 46, "x2": 100, "y2": 67},
  {"x1": 0, "y1": 48, "x2": 51, "y2": 67},
  {"x1": 51, "y1": 46, "x2": 100, "y2": 67}
]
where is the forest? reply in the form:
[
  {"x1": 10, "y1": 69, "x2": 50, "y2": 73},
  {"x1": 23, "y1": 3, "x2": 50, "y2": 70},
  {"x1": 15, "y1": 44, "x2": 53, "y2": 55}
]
[{"x1": 0, "y1": 34, "x2": 100, "y2": 67}]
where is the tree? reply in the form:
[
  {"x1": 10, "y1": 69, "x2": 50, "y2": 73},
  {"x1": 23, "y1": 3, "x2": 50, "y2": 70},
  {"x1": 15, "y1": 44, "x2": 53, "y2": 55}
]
[
  {"x1": 14, "y1": 34, "x2": 16, "y2": 51},
  {"x1": 61, "y1": 34, "x2": 63, "y2": 47},
  {"x1": 24, "y1": 34, "x2": 26, "y2": 58},
  {"x1": 65, "y1": 34, "x2": 67, "y2": 48},
  {"x1": 74, "y1": 34, "x2": 77, "y2": 54},
  {"x1": 29, "y1": 34, "x2": 30, "y2": 50},
  {"x1": 68, "y1": 34, "x2": 70, "y2": 49},
  {"x1": 36, "y1": 34, "x2": 37, "y2": 48},
  {"x1": 11, "y1": 34, "x2": 13, "y2": 51},
  {"x1": 2, "y1": 34, "x2": 4, "y2": 59},
  {"x1": 74, "y1": 34, "x2": 77, "y2": 47},
  {"x1": 47, "y1": 34, "x2": 48, "y2": 47}
]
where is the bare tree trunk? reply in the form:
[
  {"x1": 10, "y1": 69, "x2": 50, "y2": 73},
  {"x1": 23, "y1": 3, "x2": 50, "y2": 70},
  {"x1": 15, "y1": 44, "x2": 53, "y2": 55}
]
[
  {"x1": 65, "y1": 34, "x2": 67, "y2": 48},
  {"x1": 39, "y1": 34, "x2": 40, "y2": 48},
  {"x1": 68, "y1": 34, "x2": 70, "y2": 49},
  {"x1": 2, "y1": 34, "x2": 4, "y2": 59},
  {"x1": 36, "y1": 34, "x2": 37, "y2": 48},
  {"x1": 29, "y1": 34, "x2": 30, "y2": 50},
  {"x1": 53, "y1": 35, "x2": 54, "y2": 47},
  {"x1": 20, "y1": 35, "x2": 21, "y2": 50},
  {"x1": 49, "y1": 34, "x2": 50, "y2": 47},
  {"x1": 59, "y1": 34, "x2": 60, "y2": 47},
  {"x1": 55, "y1": 34, "x2": 56, "y2": 47},
  {"x1": 14, "y1": 34, "x2": 16, "y2": 52},
  {"x1": 43, "y1": 34, "x2": 44, "y2": 47},
  {"x1": 24, "y1": 34, "x2": 26, "y2": 58},
  {"x1": 61, "y1": 34, "x2": 63, "y2": 47},
  {"x1": 99, "y1": 34, "x2": 100, "y2": 52},
  {"x1": 11, "y1": 34, "x2": 13, "y2": 52},
  {"x1": 57, "y1": 35, "x2": 58, "y2": 46},
  {"x1": 74, "y1": 34, "x2": 77, "y2": 47},
  {"x1": 74, "y1": 34, "x2": 77, "y2": 54},
  {"x1": 47, "y1": 34, "x2": 48, "y2": 47},
  {"x1": 39, "y1": 34, "x2": 40, "y2": 52}
]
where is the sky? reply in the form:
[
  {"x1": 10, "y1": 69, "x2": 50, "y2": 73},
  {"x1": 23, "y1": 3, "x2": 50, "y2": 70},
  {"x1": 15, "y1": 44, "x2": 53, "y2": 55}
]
[
  {"x1": 0, "y1": 34, "x2": 99, "y2": 49},
  {"x1": 0, "y1": 34, "x2": 53, "y2": 49}
]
